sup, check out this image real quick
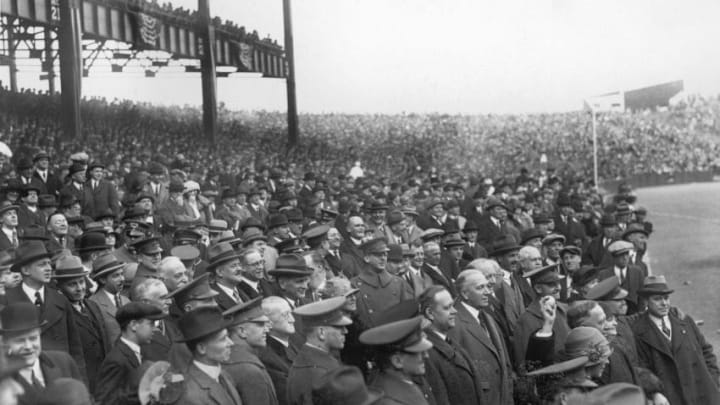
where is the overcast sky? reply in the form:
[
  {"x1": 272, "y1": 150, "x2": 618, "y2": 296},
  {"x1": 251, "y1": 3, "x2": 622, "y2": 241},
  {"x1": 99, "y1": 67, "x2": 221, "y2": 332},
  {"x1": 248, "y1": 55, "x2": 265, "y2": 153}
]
[{"x1": 6, "y1": 0, "x2": 720, "y2": 113}]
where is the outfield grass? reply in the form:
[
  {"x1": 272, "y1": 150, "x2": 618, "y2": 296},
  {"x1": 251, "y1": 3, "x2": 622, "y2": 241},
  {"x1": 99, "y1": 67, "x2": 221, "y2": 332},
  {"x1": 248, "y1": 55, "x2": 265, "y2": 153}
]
[{"x1": 636, "y1": 181, "x2": 720, "y2": 352}]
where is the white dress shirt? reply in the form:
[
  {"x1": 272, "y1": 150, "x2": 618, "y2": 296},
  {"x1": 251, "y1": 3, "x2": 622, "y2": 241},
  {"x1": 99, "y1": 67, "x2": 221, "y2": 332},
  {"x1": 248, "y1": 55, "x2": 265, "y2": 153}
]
[
  {"x1": 120, "y1": 337, "x2": 142, "y2": 363},
  {"x1": 194, "y1": 360, "x2": 222, "y2": 382},
  {"x1": 22, "y1": 283, "x2": 44, "y2": 304}
]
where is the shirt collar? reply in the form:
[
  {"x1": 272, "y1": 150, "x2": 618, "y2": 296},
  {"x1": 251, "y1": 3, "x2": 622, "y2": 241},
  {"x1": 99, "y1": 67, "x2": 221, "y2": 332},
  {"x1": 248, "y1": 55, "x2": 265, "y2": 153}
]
[
  {"x1": 19, "y1": 359, "x2": 44, "y2": 386},
  {"x1": 240, "y1": 276, "x2": 258, "y2": 290},
  {"x1": 22, "y1": 283, "x2": 44, "y2": 303},
  {"x1": 215, "y1": 283, "x2": 238, "y2": 301},
  {"x1": 120, "y1": 337, "x2": 142, "y2": 361},
  {"x1": 461, "y1": 301, "x2": 480, "y2": 319},
  {"x1": 193, "y1": 360, "x2": 222, "y2": 382}
]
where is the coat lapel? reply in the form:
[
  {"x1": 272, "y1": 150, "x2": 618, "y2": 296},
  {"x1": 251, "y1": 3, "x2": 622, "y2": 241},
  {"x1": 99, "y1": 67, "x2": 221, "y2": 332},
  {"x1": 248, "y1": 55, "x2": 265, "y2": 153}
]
[
  {"x1": 456, "y1": 303, "x2": 499, "y2": 361},
  {"x1": 635, "y1": 314, "x2": 673, "y2": 358}
]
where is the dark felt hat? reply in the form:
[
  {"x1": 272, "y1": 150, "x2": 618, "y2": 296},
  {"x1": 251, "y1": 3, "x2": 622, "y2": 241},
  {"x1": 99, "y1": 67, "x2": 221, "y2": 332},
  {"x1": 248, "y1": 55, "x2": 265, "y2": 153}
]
[
  {"x1": 0, "y1": 201, "x2": 19, "y2": 216},
  {"x1": 164, "y1": 273, "x2": 218, "y2": 306},
  {"x1": 268, "y1": 214, "x2": 289, "y2": 229},
  {"x1": 116, "y1": 302, "x2": 165, "y2": 327},
  {"x1": 91, "y1": 252, "x2": 126, "y2": 280},
  {"x1": 75, "y1": 231, "x2": 112, "y2": 253},
  {"x1": 177, "y1": 306, "x2": 232, "y2": 343},
  {"x1": 268, "y1": 253, "x2": 313, "y2": 278},
  {"x1": 311, "y1": 366, "x2": 383, "y2": 405},
  {"x1": 11, "y1": 241, "x2": 52, "y2": 272},
  {"x1": 206, "y1": 242, "x2": 240, "y2": 272},
  {"x1": 489, "y1": 235, "x2": 521, "y2": 257},
  {"x1": 637, "y1": 275, "x2": 674, "y2": 296},
  {"x1": 38, "y1": 194, "x2": 57, "y2": 209},
  {"x1": 0, "y1": 302, "x2": 46, "y2": 334},
  {"x1": 520, "y1": 228, "x2": 546, "y2": 245}
]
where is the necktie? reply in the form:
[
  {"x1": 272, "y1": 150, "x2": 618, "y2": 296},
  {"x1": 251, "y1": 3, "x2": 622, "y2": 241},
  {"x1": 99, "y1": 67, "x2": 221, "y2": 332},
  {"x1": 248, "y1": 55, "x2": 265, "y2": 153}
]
[
  {"x1": 34, "y1": 291, "x2": 43, "y2": 308},
  {"x1": 11, "y1": 229, "x2": 18, "y2": 248},
  {"x1": 619, "y1": 269, "x2": 625, "y2": 284},
  {"x1": 41, "y1": 172, "x2": 46, "y2": 182},
  {"x1": 661, "y1": 318, "x2": 671, "y2": 339},
  {"x1": 232, "y1": 290, "x2": 241, "y2": 303},
  {"x1": 477, "y1": 312, "x2": 490, "y2": 338},
  {"x1": 115, "y1": 294, "x2": 122, "y2": 309},
  {"x1": 31, "y1": 369, "x2": 44, "y2": 388},
  {"x1": 218, "y1": 374, "x2": 235, "y2": 399}
]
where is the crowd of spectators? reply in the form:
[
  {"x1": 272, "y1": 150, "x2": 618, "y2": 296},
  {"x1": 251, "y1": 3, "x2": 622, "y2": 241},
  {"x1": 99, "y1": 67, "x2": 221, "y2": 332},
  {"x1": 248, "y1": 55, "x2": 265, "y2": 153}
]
[{"x1": 1, "y1": 86, "x2": 719, "y2": 187}]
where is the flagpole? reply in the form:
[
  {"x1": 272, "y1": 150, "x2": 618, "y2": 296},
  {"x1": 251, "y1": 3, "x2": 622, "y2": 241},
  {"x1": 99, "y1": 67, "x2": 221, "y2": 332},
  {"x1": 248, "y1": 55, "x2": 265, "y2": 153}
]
[{"x1": 592, "y1": 108, "x2": 598, "y2": 192}]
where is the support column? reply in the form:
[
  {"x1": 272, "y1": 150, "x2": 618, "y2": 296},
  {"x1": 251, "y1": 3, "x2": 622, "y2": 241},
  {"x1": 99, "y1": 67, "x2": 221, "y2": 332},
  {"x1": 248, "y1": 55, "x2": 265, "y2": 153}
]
[
  {"x1": 58, "y1": 0, "x2": 82, "y2": 139},
  {"x1": 44, "y1": 27, "x2": 56, "y2": 94},
  {"x1": 6, "y1": 17, "x2": 18, "y2": 92},
  {"x1": 198, "y1": 0, "x2": 217, "y2": 144},
  {"x1": 282, "y1": 0, "x2": 299, "y2": 147}
]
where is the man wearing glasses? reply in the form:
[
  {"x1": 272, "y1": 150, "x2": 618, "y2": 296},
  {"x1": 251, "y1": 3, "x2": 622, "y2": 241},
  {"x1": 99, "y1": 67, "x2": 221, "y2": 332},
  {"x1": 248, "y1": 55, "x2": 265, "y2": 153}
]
[
  {"x1": 223, "y1": 297, "x2": 279, "y2": 405},
  {"x1": 238, "y1": 247, "x2": 271, "y2": 299},
  {"x1": 351, "y1": 237, "x2": 414, "y2": 329}
]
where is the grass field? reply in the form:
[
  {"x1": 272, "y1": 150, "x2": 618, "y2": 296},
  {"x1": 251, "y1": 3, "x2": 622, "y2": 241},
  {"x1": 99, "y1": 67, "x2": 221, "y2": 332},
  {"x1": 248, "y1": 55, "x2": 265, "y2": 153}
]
[{"x1": 636, "y1": 181, "x2": 720, "y2": 352}]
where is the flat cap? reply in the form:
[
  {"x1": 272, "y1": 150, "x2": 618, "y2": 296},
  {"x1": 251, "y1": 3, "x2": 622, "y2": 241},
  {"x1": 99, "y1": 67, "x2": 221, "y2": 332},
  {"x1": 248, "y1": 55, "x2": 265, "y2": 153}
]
[
  {"x1": 359, "y1": 316, "x2": 432, "y2": 353},
  {"x1": 170, "y1": 245, "x2": 200, "y2": 262},
  {"x1": 607, "y1": 240, "x2": 633, "y2": 256},
  {"x1": 560, "y1": 245, "x2": 582, "y2": 257},
  {"x1": 302, "y1": 224, "x2": 330, "y2": 241},
  {"x1": 294, "y1": 296, "x2": 353, "y2": 327},
  {"x1": 542, "y1": 233, "x2": 566, "y2": 246},
  {"x1": 523, "y1": 263, "x2": 564, "y2": 285},
  {"x1": 130, "y1": 236, "x2": 163, "y2": 255},
  {"x1": 419, "y1": 228, "x2": 444, "y2": 241}
]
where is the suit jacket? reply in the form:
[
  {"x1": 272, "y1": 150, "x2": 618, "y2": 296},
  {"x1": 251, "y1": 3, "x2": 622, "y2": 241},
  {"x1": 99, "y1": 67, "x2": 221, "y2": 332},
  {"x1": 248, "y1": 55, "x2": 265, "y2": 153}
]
[
  {"x1": 553, "y1": 213, "x2": 587, "y2": 247},
  {"x1": 597, "y1": 266, "x2": 644, "y2": 314},
  {"x1": 0, "y1": 227, "x2": 16, "y2": 251},
  {"x1": 370, "y1": 370, "x2": 430, "y2": 405},
  {"x1": 287, "y1": 344, "x2": 341, "y2": 405},
  {"x1": 259, "y1": 336, "x2": 295, "y2": 405},
  {"x1": 324, "y1": 251, "x2": 343, "y2": 277},
  {"x1": 140, "y1": 319, "x2": 183, "y2": 363},
  {"x1": 17, "y1": 203, "x2": 45, "y2": 231},
  {"x1": 462, "y1": 242, "x2": 487, "y2": 260},
  {"x1": 59, "y1": 182, "x2": 88, "y2": 214},
  {"x1": 33, "y1": 170, "x2": 62, "y2": 196},
  {"x1": 448, "y1": 302, "x2": 514, "y2": 405},
  {"x1": 475, "y1": 214, "x2": 513, "y2": 250},
  {"x1": 225, "y1": 343, "x2": 279, "y2": 405},
  {"x1": 513, "y1": 271, "x2": 537, "y2": 308},
  {"x1": 45, "y1": 234, "x2": 74, "y2": 255},
  {"x1": 494, "y1": 279, "x2": 524, "y2": 338},
  {"x1": 175, "y1": 362, "x2": 242, "y2": 405},
  {"x1": 401, "y1": 268, "x2": 434, "y2": 298},
  {"x1": 424, "y1": 330, "x2": 484, "y2": 405},
  {"x1": 632, "y1": 313, "x2": 720, "y2": 405},
  {"x1": 95, "y1": 339, "x2": 143, "y2": 405},
  {"x1": 513, "y1": 298, "x2": 570, "y2": 370},
  {"x1": 89, "y1": 288, "x2": 130, "y2": 346},
  {"x1": 339, "y1": 239, "x2": 366, "y2": 278},
  {"x1": 420, "y1": 263, "x2": 456, "y2": 297},
  {"x1": 247, "y1": 203, "x2": 269, "y2": 224},
  {"x1": 142, "y1": 181, "x2": 170, "y2": 206},
  {"x1": 211, "y1": 282, "x2": 251, "y2": 311},
  {"x1": 582, "y1": 236, "x2": 614, "y2": 268},
  {"x1": 237, "y1": 279, "x2": 263, "y2": 299},
  {"x1": 3, "y1": 285, "x2": 86, "y2": 376},
  {"x1": 73, "y1": 299, "x2": 111, "y2": 392},
  {"x1": 16, "y1": 351, "x2": 82, "y2": 405},
  {"x1": 84, "y1": 179, "x2": 120, "y2": 219}
]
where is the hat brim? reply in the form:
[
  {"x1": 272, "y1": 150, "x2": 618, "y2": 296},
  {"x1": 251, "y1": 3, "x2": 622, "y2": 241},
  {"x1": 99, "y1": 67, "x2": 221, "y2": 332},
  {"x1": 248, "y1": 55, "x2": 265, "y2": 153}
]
[
  {"x1": 76, "y1": 244, "x2": 113, "y2": 254},
  {"x1": 638, "y1": 288, "x2": 674, "y2": 296},
  {"x1": 489, "y1": 246, "x2": 521, "y2": 257},
  {"x1": 268, "y1": 268, "x2": 313, "y2": 278},
  {"x1": 206, "y1": 254, "x2": 240, "y2": 272},
  {"x1": 177, "y1": 319, "x2": 233, "y2": 343},
  {"x1": 0, "y1": 320, "x2": 48, "y2": 334},
  {"x1": 11, "y1": 252, "x2": 53, "y2": 272},
  {"x1": 91, "y1": 263, "x2": 126, "y2": 280},
  {"x1": 403, "y1": 337, "x2": 433, "y2": 353},
  {"x1": 610, "y1": 288, "x2": 629, "y2": 300},
  {"x1": 329, "y1": 314, "x2": 353, "y2": 327},
  {"x1": 0, "y1": 205, "x2": 19, "y2": 216},
  {"x1": 52, "y1": 269, "x2": 91, "y2": 279}
]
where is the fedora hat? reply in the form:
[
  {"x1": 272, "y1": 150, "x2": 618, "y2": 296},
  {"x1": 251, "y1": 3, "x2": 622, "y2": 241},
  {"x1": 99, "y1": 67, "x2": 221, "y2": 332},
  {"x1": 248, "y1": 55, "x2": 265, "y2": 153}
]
[
  {"x1": 0, "y1": 200, "x2": 19, "y2": 217},
  {"x1": 75, "y1": 231, "x2": 112, "y2": 253},
  {"x1": 177, "y1": 306, "x2": 232, "y2": 343},
  {"x1": 206, "y1": 242, "x2": 240, "y2": 272},
  {"x1": 489, "y1": 235, "x2": 521, "y2": 257},
  {"x1": 163, "y1": 273, "x2": 218, "y2": 307},
  {"x1": 19, "y1": 224, "x2": 49, "y2": 241},
  {"x1": 637, "y1": 275, "x2": 674, "y2": 296},
  {"x1": 91, "y1": 253, "x2": 125, "y2": 280},
  {"x1": 11, "y1": 241, "x2": 52, "y2": 272},
  {"x1": 268, "y1": 214, "x2": 289, "y2": 229},
  {"x1": 0, "y1": 302, "x2": 46, "y2": 334},
  {"x1": 268, "y1": 254, "x2": 313, "y2": 278},
  {"x1": 38, "y1": 194, "x2": 57, "y2": 209},
  {"x1": 240, "y1": 228, "x2": 267, "y2": 246},
  {"x1": 52, "y1": 255, "x2": 89, "y2": 279},
  {"x1": 0, "y1": 250, "x2": 14, "y2": 271},
  {"x1": 311, "y1": 366, "x2": 383, "y2": 405}
]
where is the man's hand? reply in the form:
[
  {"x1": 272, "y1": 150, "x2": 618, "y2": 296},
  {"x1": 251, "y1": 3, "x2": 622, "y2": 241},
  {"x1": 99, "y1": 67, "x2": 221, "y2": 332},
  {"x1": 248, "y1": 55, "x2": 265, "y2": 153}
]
[{"x1": 535, "y1": 296, "x2": 556, "y2": 337}]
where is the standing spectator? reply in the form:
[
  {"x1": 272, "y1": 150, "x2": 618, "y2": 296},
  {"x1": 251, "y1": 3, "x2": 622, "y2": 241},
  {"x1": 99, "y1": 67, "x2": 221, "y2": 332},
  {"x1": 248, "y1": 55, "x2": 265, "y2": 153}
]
[
  {"x1": 0, "y1": 201, "x2": 20, "y2": 250},
  {"x1": 84, "y1": 161, "x2": 120, "y2": 219},
  {"x1": 89, "y1": 252, "x2": 130, "y2": 345},
  {"x1": 17, "y1": 185, "x2": 44, "y2": 232},
  {"x1": 32, "y1": 151, "x2": 61, "y2": 196}
]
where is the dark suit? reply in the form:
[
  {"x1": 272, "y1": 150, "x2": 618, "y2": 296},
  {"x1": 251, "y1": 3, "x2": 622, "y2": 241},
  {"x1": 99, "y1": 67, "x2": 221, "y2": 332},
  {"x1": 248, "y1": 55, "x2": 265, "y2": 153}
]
[
  {"x1": 597, "y1": 266, "x2": 644, "y2": 314},
  {"x1": 95, "y1": 339, "x2": 143, "y2": 405},
  {"x1": 175, "y1": 362, "x2": 242, "y2": 405},
  {"x1": 3, "y1": 285, "x2": 86, "y2": 377},
  {"x1": 513, "y1": 298, "x2": 570, "y2": 370},
  {"x1": 33, "y1": 170, "x2": 62, "y2": 196},
  {"x1": 247, "y1": 203, "x2": 269, "y2": 224},
  {"x1": 351, "y1": 268, "x2": 414, "y2": 329},
  {"x1": 89, "y1": 289, "x2": 130, "y2": 346},
  {"x1": 420, "y1": 263, "x2": 456, "y2": 297},
  {"x1": 0, "y1": 227, "x2": 16, "y2": 251},
  {"x1": 73, "y1": 299, "x2": 111, "y2": 392},
  {"x1": 462, "y1": 242, "x2": 487, "y2": 260},
  {"x1": 632, "y1": 313, "x2": 720, "y2": 405},
  {"x1": 339, "y1": 239, "x2": 366, "y2": 278},
  {"x1": 237, "y1": 279, "x2": 263, "y2": 299},
  {"x1": 16, "y1": 351, "x2": 82, "y2": 405},
  {"x1": 45, "y1": 234, "x2": 74, "y2": 255},
  {"x1": 324, "y1": 251, "x2": 343, "y2": 277},
  {"x1": 211, "y1": 282, "x2": 251, "y2": 311},
  {"x1": 448, "y1": 302, "x2": 514, "y2": 405},
  {"x1": 84, "y1": 179, "x2": 120, "y2": 220},
  {"x1": 59, "y1": 182, "x2": 88, "y2": 213},
  {"x1": 225, "y1": 343, "x2": 279, "y2": 405},
  {"x1": 17, "y1": 204, "x2": 45, "y2": 231},
  {"x1": 140, "y1": 319, "x2": 183, "y2": 363},
  {"x1": 514, "y1": 271, "x2": 536, "y2": 308},
  {"x1": 582, "y1": 236, "x2": 614, "y2": 268},
  {"x1": 259, "y1": 336, "x2": 295, "y2": 405},
  {"x1": 400, "y1": 268, "x2": 434, "y2": 298},
  {"x1": 475, "y1": 214, "x2": 513, "y2": 250},
  {"x1": 553, "y1": 213, "x2": 587, "y2": 247},
  {"x1": 424, "y1": 330, "x2": 483, "y2": 405},
  {"x1": 287, "y1": 344, "x2": 341, "y2": 405}
]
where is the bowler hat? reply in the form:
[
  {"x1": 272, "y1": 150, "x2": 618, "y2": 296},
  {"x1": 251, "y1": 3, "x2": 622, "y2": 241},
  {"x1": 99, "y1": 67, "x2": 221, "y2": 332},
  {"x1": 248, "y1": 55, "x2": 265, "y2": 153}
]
[
  {"x1": 240, "y1": 217, "x2": 265, "y2": 232},
  {"x1": 21, "y1": 183, "x2": 41, "y2": 197},
  {"x1": 16, "y1": 158, "x2": 33, "y2": 171},
  {"x1": 0, "y1": 302, "x2": 46, "y2": 334},
  {"x1": 463, "y1": 220, "x2": 479, "y2": 232},
  {"x1": 206, "y1": 242, "x2": 240, "y2": 272},
  {"x1": 91, "y1": 252, "x2": 125, "y2": 280},
  {"x1": 386, "y1": 210, "x2": 404, "y2": 227},
  {"x1": 387, "y1": 244, "x2": 404, "y2": 262},
  {"x1": 268, "y1": 214, "x2": 289, "y2": 229},
  {"x1": 11, "y1": 240, "x2": 52, "y2": 272},
  {"x1": 268, "y1": 254, "x2": 313, "y2": 278},
  {"x1": 294, "y1": 296, "x2": 353, "y2": 327},
  {"x1": 58, "y1": 193, "x2": 78, "y2": 208},
  {"x1": 275, "y1": 238, "x2": 305, "y2": 254},
  {"x1": 52, "y1": 255, "x2": 89, "y2": 279},
  {"x1": 599, "y1": 214, "x2": 617, "y2": 227},
  {"x1": 311, "y1": 366, "x2": 383, "y2": 405},
  {"x1": 637, "y1": 275, "x2": 674, "y2": 296},
  {"x1": 19, "y1": 225, "x2": 48, "y2": 242},
  {"x1": 2, "y1": 179, "x2": 22, "y2": 194},
  {"x1": 177, "y1": 306, "x2": 232, "y2": 343},
  {"x1": 87, "y1": 161, "x2": 105, "y2": 171},
  {"x1": 489, "y1": 235, "x2": 521, "y2": 257},
  {"x1": 168, "y1": 181, "x2": 184, "y2": 193},
  {"x1": 520, "y1": 228, "x2": 545, "y2": 245},
  {"x1": 135, "y1": 193, "x2": 154, "y2": 204}
]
